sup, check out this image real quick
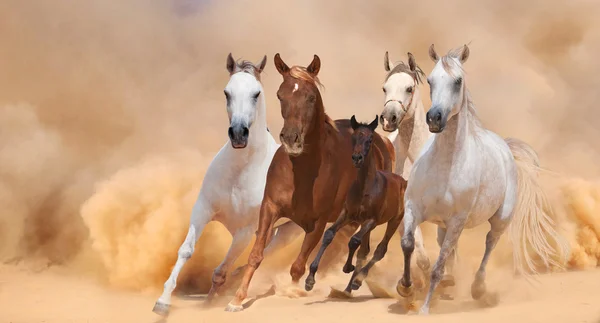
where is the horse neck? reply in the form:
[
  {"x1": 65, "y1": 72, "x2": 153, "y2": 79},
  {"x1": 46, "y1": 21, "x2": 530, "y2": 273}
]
[
  {"x1": 398, "y1": 87, "x2": 431, "y2": 161},
  {"x1": 356, "y1": 146, "x2": 378, "y2": 194},
  {"x1": 303, "y1": 95, "x2": 328, "y2": 155},
  {"x1": 432, "y1": 85, "x2": 476, "y2": 156}
]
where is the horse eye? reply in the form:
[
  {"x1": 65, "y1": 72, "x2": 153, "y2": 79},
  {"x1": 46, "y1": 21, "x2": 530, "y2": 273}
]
[
  {"x1": 224, "y1": 90, "x2": 229, "y2": 99},
  {"x1": 382, "y1": 87, "x2": 386, "y2": 93},
  {"x1": 406, "y1": 86, "x2": 413, "y2": 93},
  {"x1": 455, "y1": 77, "x2": 463, "y2": 85},
  {"x1": 253, "y1": 92, "x2": 261, "y2": 100}
]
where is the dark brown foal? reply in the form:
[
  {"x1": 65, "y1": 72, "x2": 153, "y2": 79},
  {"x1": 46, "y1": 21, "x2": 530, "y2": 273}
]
[
  {"x1": 225, "y1": 55, "x2": 395, "y2": 312},
  {"x1": 305, "y1": 115, "x2": 407, "y2": 296}
]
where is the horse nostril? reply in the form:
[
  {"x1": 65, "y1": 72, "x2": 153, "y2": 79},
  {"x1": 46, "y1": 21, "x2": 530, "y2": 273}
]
[
  {"x1": 434, "y1": 111, "x2": 442, "y2": 122},
  {"x1": 294, "y1": 133, "x2": 300, "y2": 144},
  {"x1": 391, "y1": 114, "x2": 397, "y2": 123},
  {"x1": 279, "y1": 132, "x2": 284, "y2": 141},
  {"x1": 228, "y1": 127, "x2": 234, "y2": 139},
  {"x1": 242, "y1": 127, "x2": 249, "y2": 138}
]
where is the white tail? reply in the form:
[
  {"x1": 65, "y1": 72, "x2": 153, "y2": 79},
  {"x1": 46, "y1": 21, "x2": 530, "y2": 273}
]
[{"x1": 506, "y1": 138, "x2": 570, "y2": 277}]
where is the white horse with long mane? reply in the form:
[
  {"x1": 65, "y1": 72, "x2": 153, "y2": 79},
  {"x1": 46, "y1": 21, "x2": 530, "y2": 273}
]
[
  {"x1": 153, "y1": 53, "x2": 303, "y2": 316},
  {"x1": 379, "y1": 51, "x2": 434, "y2": 279},
  {"x1": 396, "y1": 44, "x2": 569, "y2": 314}
]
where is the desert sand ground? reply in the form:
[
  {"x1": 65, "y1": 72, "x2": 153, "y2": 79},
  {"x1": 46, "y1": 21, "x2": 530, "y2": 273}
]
[{"x1": 2, "y1": 262, "x2": 600, "y2": 323}]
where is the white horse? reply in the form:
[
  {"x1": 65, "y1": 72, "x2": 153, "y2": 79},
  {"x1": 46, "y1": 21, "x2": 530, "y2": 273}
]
[
  {"x1": 397, "y1": 44, "x2": 569, "y2": 314},
  {"x1": 153, "y1": 53, "x2": 303, "y2": 316},
  {"x1": 379, "y1": 51, "x2": 433, "y2": 278}
]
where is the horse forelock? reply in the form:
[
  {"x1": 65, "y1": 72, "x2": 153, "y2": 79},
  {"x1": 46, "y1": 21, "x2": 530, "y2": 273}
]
[
  {"x1": 289, "y1": 66, "x2": 323, "y2": 89},
  {"x1": 385, "y1": 61, "x2": 426, "y2": 85},
  {"x1": 438, "y1": 46, "x2": 466, "y2": 80},
  {"x1": 233, "y1": 60, "x2": 262, "y2": 82}
]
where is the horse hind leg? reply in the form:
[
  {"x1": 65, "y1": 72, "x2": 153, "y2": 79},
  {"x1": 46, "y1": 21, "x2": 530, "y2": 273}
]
[
  {"x1": 205, "y1": 226, "x2": 254, "y2": 305},
  {"x1": 153, "y1": 198, "x2": 214, "y2": 316},
  {"x1": 472, "y1": 206, "x2": 510, "y2": 301}
]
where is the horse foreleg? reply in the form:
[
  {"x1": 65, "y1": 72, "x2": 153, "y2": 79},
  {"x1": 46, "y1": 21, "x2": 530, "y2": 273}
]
[
  {"x1": 225, "y1": 201, "x2": 277, "y2": 312},
  {"x1": 420, "y1": 216, "x2": 466, "y2": 315},
  {"x1": 397, "y1": 203, "x2": 421, "y2": 299},
  {"x1": 290, "y1": 217, "x2": 328, "y2": 284},
  {"x1": 230, "y1": 221, "x2": 304, "y2": 278},
  {"x1": 472, "y1": 209, "x2": 509, "y2": 300},
  {"x1": 153, "y1": 197, "x2": 214, "y2": 316},
  {"x1": 305, "y1": 210, "x2": 350, "y2": 291},
  {"x1": 398, "y1": 220, "x2": 430, "y2": 278},
  {"x1": 352, "y1": 216, "x2": 402, "y2": 290},
  {"x1": 205, "y1": 226, "x2": 254, "y2": 304},
  {"x1": 343, "y1": 220, "x2": 376, "y2": 293}
]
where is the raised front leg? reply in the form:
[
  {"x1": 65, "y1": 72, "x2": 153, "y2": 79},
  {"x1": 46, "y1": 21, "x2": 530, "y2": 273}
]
[
  {"x1": 342, "y1": 219, "x2": 376, "y2": 294},
  {"x1": 342, "y1": 220, "x2": 375, "y2": 274},
  {"x1": 351, "y1": 216, "x2": 402, "y2": 290},
  {"x1": 153, "y1": 196, "x2": 213, "y2": 316},
  {"x1": 420, "y1": 215, "x2": 467, "y2": 315},
  {"x1": 305, "y1": 210, "x2": 350, "y2": 291},
  {"x1": 205, "y1": 226, "x2": 254, "y2": 305},
  {"x1": 225, "y1": 200, "x2": 278, "y2": 312}
]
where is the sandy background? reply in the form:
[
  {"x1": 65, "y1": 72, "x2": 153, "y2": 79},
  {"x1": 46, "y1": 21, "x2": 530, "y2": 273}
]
[{"x1": 1, "y1": 0, "x2": 600, "y2": 322}]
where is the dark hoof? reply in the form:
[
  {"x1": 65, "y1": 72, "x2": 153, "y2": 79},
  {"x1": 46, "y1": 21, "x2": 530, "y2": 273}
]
[
  {"x1": 471, "y1": 280, "x2": 486, "y2": 300},
  {"x1": 342, "y1": 264, "x2": 355, "y2": 273},
  {"x1": 152, "y1": 301, "x2": 170, "y2": 316},
  {"x1": 305, "y1": 275, "x2": 315, "y2": 291}
]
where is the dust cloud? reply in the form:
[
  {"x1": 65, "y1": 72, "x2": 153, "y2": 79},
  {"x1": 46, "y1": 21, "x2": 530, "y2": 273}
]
[{"x1": 0, "y1": 0, "x2": 599, "y2": 295}]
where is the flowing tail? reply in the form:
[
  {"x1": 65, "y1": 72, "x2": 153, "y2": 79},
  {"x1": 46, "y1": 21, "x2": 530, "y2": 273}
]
[{"x1": 505, "y1": 138, "x2": 570, "y2": 276}]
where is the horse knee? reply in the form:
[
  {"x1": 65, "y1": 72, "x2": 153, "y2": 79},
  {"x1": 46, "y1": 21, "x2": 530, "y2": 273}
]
[
  {"x1": 348, "y1": 236, "x2": 361, "y2": 250},
  {"x1": 323, "y1": 228, "x2": 335, "y2": 245},
  {"x1": 212, "y1": 268, "x2": 227, "y2": 286},
  {"x1": 401, "y1": 235, "x2": 415, "y2": 254},
  {"x1": 248, "y1": 251, "x2": 264, "y2": 269},
  {"x1": 430, "y1": 264, "x2": 444, "y2": 283},
  {"x1": 178, "y1": 243, "x2": 194, "y2": 259}
]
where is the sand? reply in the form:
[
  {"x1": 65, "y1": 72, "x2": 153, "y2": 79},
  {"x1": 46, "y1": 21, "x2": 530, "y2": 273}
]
[{"x1": 2, "y1": 263, "x2": 600, "y2": 323}]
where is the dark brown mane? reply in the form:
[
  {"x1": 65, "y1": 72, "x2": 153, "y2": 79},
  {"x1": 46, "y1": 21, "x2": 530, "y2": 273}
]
[
  {"x1": 233, "y1": 60, "x2": 262, "y2": 81},
  {"x1": 385, "y1": 61, "x2": 426, "y2": 84}
]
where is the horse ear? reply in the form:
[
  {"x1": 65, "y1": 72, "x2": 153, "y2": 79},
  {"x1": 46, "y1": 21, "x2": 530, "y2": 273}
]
[
  {"x1": 368, "y1": 115, "x2": 379, "y2": 131},
  {"x1": 460, "y1": 44, "x2": 470, "y2": 64},
  {"x1": 307, "y1": 54, "x2": 321, "y2": 76},
  {"x1": 407, "y1": 52, "x2": 417, "y2": 72},
  {"x1": 384, "y1": 51, "x2": 394, "y2": 72},
  {"x1": 274, "y1": 53, "x2": 290, "y2": 75},
  {"x1": 428, "y1": 44, "x2": 439, "y2": 62},
  {"x1": 350, "y1": 115, "x2": 359, "y2": 130},
  {"x1": 226, "y1": 53, "x2": 236, "y2": 74},
  {"x1": 256, "y1": 55, "x2": 267, "y2": 73}
]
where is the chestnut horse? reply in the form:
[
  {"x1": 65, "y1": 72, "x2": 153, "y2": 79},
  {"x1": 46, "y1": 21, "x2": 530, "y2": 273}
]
[
  {"x1": 305, "y1": 115, "x2": 407, "y2": 297},
  {"x1": 225, "y1": 54, "x2": 395, "y2": 312}
]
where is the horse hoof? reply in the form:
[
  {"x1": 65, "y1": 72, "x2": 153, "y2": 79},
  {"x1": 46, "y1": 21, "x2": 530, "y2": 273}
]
[
  {"x1": 342, "y1": 264, "x2": 355, "y2": 273},
  {"x1": 471, "y1": 280, "x2": 486, "y2": 300},
  {"x1": 396, "y1": 283, "x2": 413, "y2": 298},
  {"x1": 440, "y1": 274, "x2": 455, "y2": 287},
  {"x1": 152, "y1": 301, "x2": 170, "y2": 316},
  {"x1": 305, "y1": 276, "x2": 315, "y2": 292},
  {"x1": 418, "y1": 307, "x2": 430, "y2": 315},
  {"x1": 224, "y1": 303, "x2": 243, "y2": 312}
]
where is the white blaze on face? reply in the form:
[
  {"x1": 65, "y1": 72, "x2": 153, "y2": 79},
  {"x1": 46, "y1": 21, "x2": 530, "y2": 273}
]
[{"x1": 292, "y1": 83, "x2": 298, "y2": 93}]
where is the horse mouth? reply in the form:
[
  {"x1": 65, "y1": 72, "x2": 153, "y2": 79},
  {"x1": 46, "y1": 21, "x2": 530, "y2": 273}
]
[
  {"x1": 428, "y1": 125, "x2": 444, "y2": 133},
  {"x1": 382, "y1": 123, "x2": 398, "y2": 132},
  {"x1": 283, "y1": 143, "x2": 303, "y2": 157},
  {"x1": 230, "y1": 140, "x2": 248, "y2": 149}
]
